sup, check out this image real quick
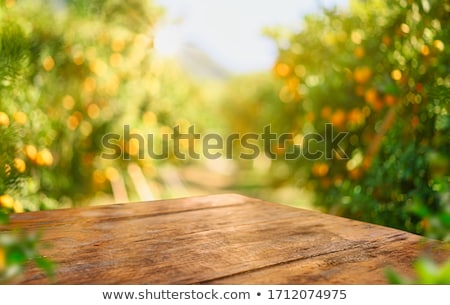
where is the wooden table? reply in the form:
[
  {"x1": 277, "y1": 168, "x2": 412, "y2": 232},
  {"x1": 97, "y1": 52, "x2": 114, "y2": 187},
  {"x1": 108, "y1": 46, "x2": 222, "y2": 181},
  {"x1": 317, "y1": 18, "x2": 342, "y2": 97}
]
[{"x1": 2, "y1": 194, "x2": 449, "y2": 284}]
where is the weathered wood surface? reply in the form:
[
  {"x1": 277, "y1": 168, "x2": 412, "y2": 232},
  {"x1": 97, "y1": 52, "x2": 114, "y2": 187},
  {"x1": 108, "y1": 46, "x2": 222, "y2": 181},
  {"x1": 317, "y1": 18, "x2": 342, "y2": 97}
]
[{"x1": 2, "y1": 193, "x2": 449, "y2": 284}]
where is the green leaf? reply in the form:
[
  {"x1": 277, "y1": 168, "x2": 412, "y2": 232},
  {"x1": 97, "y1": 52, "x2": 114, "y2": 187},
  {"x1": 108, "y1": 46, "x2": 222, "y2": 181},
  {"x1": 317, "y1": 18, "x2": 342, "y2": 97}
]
[
  {"x1": 436, "y1": 260, "x2": 450, "y2": 283},
  {"x1": 0, "y1": 211, "x2": 9, "y2": 224},
  {"x1": 414, "y1": 257, "x2": 439, "y2": 284},
  {"x1": 34, "y1": 256, "x2": 56, "y2": 280},
  {"x1": 7, "y1": 247, "x2": 27, "y2": 265},
  {"x1": 385, "y1": 267, "x2": 410, "y2": 284}
]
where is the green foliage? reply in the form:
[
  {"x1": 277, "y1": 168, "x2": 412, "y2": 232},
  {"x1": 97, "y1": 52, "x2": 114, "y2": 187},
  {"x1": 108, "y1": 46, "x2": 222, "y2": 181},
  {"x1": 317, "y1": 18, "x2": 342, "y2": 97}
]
[
  {"x1": 0, "y1": 0, "x2": 195, "y2": 282},
  {"x1": 386, "y1": 256, "x2": 450, "y2": 284},
  {"x1": 0, "y1": 1, "x2": 54, "y2": 282},
  {"x1": 0, "y1": 0, "x2": 212, "y2": 281},
  {"x1": 0, "y1": 230, "x2": 55, "y2": 283},
  {"x1": 220, "y1": 1, "x2": 450, "y2": 280},
  {"x1": 0, "y1": 127, "x2": 22, "y2": 195},
  {"x1": 0, "y1": 0, "x2": 192, "y2": 208},
  {"x1": 0, "y1": 20, "x2": 29, "y2": 85},
  {"x1": 0, "y1": 0, "x2": 213, "y2": 198},
  {"x1": 256, "y1": 0, "x2": 449, "y2": 239}
]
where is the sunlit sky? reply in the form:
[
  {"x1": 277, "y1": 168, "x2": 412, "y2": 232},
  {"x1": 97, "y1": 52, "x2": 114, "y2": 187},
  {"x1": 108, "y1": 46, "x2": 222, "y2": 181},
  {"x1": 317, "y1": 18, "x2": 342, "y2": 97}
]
[{"x1": 154, "y1": 0, "x2": 349, "y2": 74}]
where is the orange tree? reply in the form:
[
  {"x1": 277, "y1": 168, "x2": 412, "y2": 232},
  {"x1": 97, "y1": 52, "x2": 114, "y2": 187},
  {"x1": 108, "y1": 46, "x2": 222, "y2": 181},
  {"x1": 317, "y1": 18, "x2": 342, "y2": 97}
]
[
  {"x1": 267, "y1": 0, "x2": 449, "y2": 239},
  {"x1": 1, "y1": 0, "x2": 207, "y2": 280},
  {"x1": 0, "y1": 0, "x2": 206, "y2": 211},
  {"x1": 6, "y1": 0, "x2": 163, "y2": 208},
  {"x1": 0, "y1": 1, "x2": 54, "y2": 281},
  {"x1": 2, "y1": 0, "x2": 213, "y2": 207}
]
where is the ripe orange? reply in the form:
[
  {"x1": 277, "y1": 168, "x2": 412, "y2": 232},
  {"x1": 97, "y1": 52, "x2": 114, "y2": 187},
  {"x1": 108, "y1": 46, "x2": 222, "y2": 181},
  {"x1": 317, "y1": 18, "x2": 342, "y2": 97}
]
[
  {"x1": 353, "y1": 66, "x2": 372, "y2": 84},
  {"x1": 330, "y1": 110, "x2": 346, "y2": 127},
  {"x1": 36, "y1": 149, "x2": 54, "y2": 166},
  {"x1": 13, "y1": 200, "x2": 24, "y2": 213},
  {"x1": 0, "y1": 112, "x2": 10, "y2": 126},
  {"x1": 348, "y1": 108, "x2": 364, "y2": 125},
  {"x1": 13, "y1": 158, "x2": 26, "y2": 173},
  {"x1": 384, "y1": 94, "x2": 397, "y2": 106},
  {"x1": 24, "y1": 145, "x2": 38, "y2": 161},
  {"x1": 364, "y1": 88, "x2": 378, "y2": 104},
  {"x1": 312, "y1": 162, "x2": 329, "y2": 177},
  {"x1": 274, "y1": 62, "x2": 291, "y2": 78},
  {"x1": 0, "y1": 194, "x2": 14, "y2": 209},
  {"x1": 13, "y1": 111, "x2": 27, "y2": 125},
  {"x1": 0, "y1": 247, "x2": 5, "y2": 272}
]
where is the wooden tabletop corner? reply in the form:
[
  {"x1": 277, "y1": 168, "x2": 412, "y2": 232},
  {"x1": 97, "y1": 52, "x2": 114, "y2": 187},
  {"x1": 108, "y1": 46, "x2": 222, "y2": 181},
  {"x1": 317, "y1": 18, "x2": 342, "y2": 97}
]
[{"x1": 1, "y1": 193, "x2": 449, "y2": 284}]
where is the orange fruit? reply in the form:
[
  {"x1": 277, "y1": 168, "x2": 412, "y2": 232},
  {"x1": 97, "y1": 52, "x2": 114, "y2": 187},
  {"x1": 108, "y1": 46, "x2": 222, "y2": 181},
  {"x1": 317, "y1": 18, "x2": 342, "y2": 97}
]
[
  {"x1": 92, "y1": 170, "x2": 107, "y2": 185},
  {"x1": 0, "y1": 247, "x2": 5, "y2": 272},
  {"x1": 384, "y1": 94, "x2": 397, "y2": 106},
  {"x1": 43, "y1": 56, "x2": 55, "y2": 71},
  {"x1": 348, "y1": 108, "x2": 364, "y2": 125},
  {"x1": 13, "y1": 158, "x2": 26, "y2": 173},
  {"x1": 13, "y1": 200, "x2": 24, "y2": 213},
  {"x1": 66, "y1": 115, "x2": 80, "y2": 130},
  {"x1": 0, "y1": 112, "x2": 10, "y2": 126},
  {"x1": 274, "y1": 62, "x2": 291, "y2": 78},
  {"x1": 105, "y1": 167, "x2": 120, "y2": 182},
  {"x1": 24, "y1": 145, "x2": 37, "y2": 161},
  {"x1": 421, "y1": 45, "x2": 430, "y2": 56},
  {"x1": 287, "y1": 77, "x2": 299, "y2": 91},
  {"x1": 312, "y1": 162, "x2": 329, "y2": 177},
  {"x1": 391, "y1": 69, "x2": 402, "y2": 81},
  {"x1": 330, "y1": 110, "x2": 346, "y2": 127},
  {"x1": 0, "y1": 194, "x2": 14, "y2": 209},
  {"x1": 109, "y1": 53, "x2": 122, "y2": 67},
  {"x1": 433, "y1": 40, "x2": 444, "y2": 52},
  {"x1": 13, "y1": 111, "x2": 27, "y2": 125},
  {"x1": 364, "y1": 88, "x2": 377, "y2": 103},
  {"x1": 36, "y1": 149, "x2": 54, "y2": 166},
  {"x1": 353, "y1": 66, "x2": 372, "y2": 84}
]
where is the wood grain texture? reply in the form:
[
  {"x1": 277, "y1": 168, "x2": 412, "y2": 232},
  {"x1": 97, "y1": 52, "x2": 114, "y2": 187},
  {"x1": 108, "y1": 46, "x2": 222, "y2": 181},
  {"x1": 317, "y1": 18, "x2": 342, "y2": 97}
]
[{"x1": 1, "y1": 193, "x2": 449, "y2": 284}]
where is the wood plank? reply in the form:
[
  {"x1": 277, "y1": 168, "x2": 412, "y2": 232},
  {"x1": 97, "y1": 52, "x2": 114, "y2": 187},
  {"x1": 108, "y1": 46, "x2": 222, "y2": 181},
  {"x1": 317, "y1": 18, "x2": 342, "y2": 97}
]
[
  {"x1": 2, "y1": 194, "x2": 449, "y2": 284},
  {"x1": 206, "y1": 234, "x2": 447, "y2": 284},
  {"x1": 5, "y1": 193, "x2": 252, "y2": 229}
]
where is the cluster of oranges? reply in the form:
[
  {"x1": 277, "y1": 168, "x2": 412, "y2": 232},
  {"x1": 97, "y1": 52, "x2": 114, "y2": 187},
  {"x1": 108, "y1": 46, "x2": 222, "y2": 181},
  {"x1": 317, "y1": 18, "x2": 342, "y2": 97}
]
[
  {"x1": 0, "y1": 111, "x2": 54, "y2": 169},
  {"x1": 1, "y1": 111, "x2": 54, "y2": 214},
  {"x1": 353, "y1": 66, "x2": 400, "y2": 111},
  {"x1": 0, "y1": 111, "x2": 27, "y2": 126},
  {"x1": 0, "y1": 194, "x2": 23, "y2": 213},
  {"x1": 23, "y1": 145, "x2": 54, "y2": 167}
]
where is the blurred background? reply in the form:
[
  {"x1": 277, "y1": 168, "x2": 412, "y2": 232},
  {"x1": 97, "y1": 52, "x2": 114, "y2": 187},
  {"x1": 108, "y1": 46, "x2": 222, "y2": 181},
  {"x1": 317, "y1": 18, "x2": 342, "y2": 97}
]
[{"x1": 0, "y1": 0, "x2": 449, "y2": 245}]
